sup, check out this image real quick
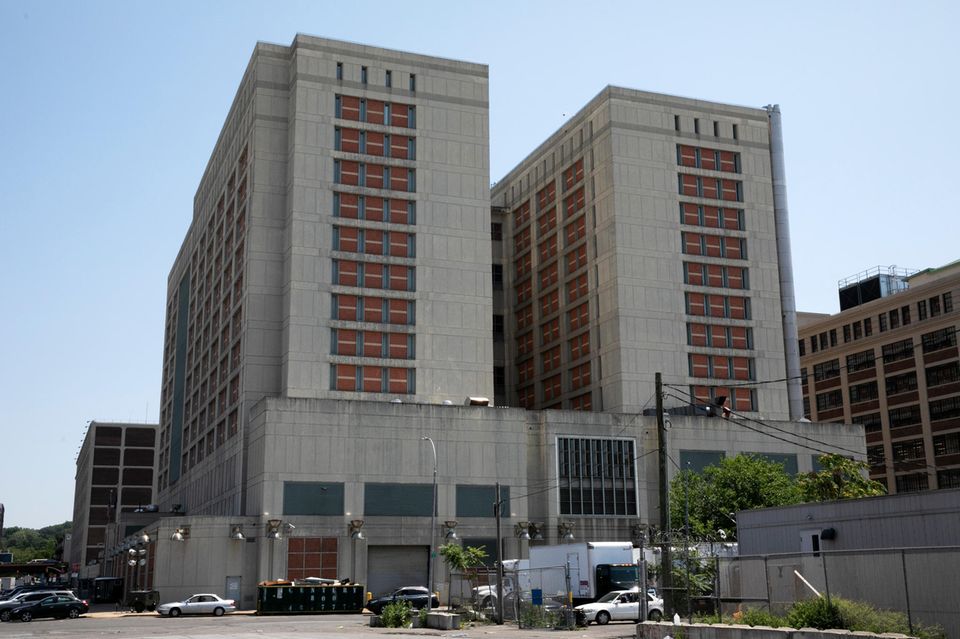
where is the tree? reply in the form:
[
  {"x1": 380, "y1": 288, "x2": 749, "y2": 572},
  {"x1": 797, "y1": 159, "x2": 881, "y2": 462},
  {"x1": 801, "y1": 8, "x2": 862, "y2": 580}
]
[
  {"x1": 3, "y1": 522, "x2": 71, "y2": 563},
  {"x1": 438, "y1": 543, "x2": 487, "y2": 608},
  {"x1": 669, "y1": 454, "x2": 801, "y2": 540},
  {"x1": 797, "y1": 454, "x2": 886, "y2": 501}
]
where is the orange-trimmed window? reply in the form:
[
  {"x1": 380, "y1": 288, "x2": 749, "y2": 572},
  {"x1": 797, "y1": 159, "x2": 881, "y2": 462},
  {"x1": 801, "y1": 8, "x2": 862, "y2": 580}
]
[
  {"x1": 389, "y1": 265, "x2": 413, "y2": 291},
  {"x1": 567, "y1": 273, "x2": 588, "y2": 303},
  {"x1": 367, "y1": 131, "x2": 384, "y2": 156},
  {"x1": 538, "y1": 235, "x2": 558, "y2": 262},
  {"x1": 541, "y1": 318, "x2": 560, "y2": 345},
  {"x1": 568, "y1": 302, "x2": 589, "y2": 331},
  {"x1": 538, "y1": 207, "x2": 557, "y2": 236},
  {"x1": 539, "y1": 262, "x2": 559, "y2": 289},
  {"x1": 519, "y1": 386, "x2": 536, "y2": 409},
  {"x1": 516, "y1": 253, "x2": 532, "y2": 279},
  {"x1": 336, "y1": 226, "x2": 360, "y2": 252},
  {"x1": 388, "y1": 333, "x2": 411, "y2": 359},
  {"x1": 566, "y1": 244, "x2": 587, "y2": 274},
  {"x1": 366, "y1": 164, "x2": 385, "y2": 189},
  {"x1": 367, "y1": 100, "x2": 385, "y2": 125},
  {"x1": 335, "y1": 294, "x2": 358, "y2": 321},
  {"x1": 518, "y1": 359, "x2": 535, "y2": 384},
  {"x1": 334, "y1": 329, "x2": 358, "y2": 355},
  {"x1": 517, "y1": 305, "x2": 533, "y2": 330},
  {"x1": 335, "y1": 260, "x2": 359, "y2": 286},
  {"x1": 336, "y1": 193, "x2": 359, "y2": 219},
  {"x1": 688, "y1": 323, "x2": 708, "y2": 346},
  {"x1": 569, "y1": 332, "x2": 590, "y2": 360},
  {"x1": 517, "y1": 331, "x2": 534, "y2": 356},
  {"x1": 565, "y1": 214, "x2": 586, "y2": 246},
  {"x1": 542, "y1": 346, "x2": 561, "y2": 374},
  {"x1": 563, "y1": 187, "x2": 585, "y2": 218},
  {"x1": 563, "y1": 158, "x2": 584, "y2": 190},
  {"x1": 366, "y1": 197, "x2": 385, "y2": 222},
  {"x1": 362, "y1": 366, "x2": 383, "y2": 392},
  {"x1": 517, "y1": 278, "x2": 533, "y2": 304},
  {"x1": 365, "y1": 229, "x2": 384, "y2": 255},
  {"x1": 339, "y1": 95, "x2": 361, "y2": 121},
  {"x1": 389, "y1": 232, "x2": 412, "y2": 257},
  {"x1": 543, "y1": 374, "x2": 562, "y2": 401},
  {"x1": 387, "y1": 298, "x2": 411, "y2": 325},
  {"x1": 364, "y1": 297, "x2": 384, "y2": 323},
  {"x1": 338, "y1": 127, "x2": 361, "y2": 153},
  {"x1": 362, "y1": 332, "x2": 383, "y2": 358},
  {"x1": 513, "y1": 200, "x2": 531, "y2": 228},
  {"x1": 570, "y1": 362, "x2": 591, "y2": 390},
  {"x1": 334, "y1": 364, "x2": 357, "y2": 390},
  {"x1": 389, "y1": 199, "x2": 415, "y2": 224},
  {"x1": 364, "y1": 263, "x2": 385, "y2": 288},
  {"x1": 540, "y1": 290, "x2": 559, "y2": 317},
  {"x1": 537, "y1": 181, "x2": 556, "y2": 212},
  {"x1": 338, "y1": 160, "x2": 360, "y2": 186},
  {"x1": 570, "y1": 392, "x2": 592, "y2": 411},
  {"x1": 514, "y1": 227, "x2": 531, "y2": 253},
  {"x1": 387, "y1": 367, "x2": 413, "y2": 393}
]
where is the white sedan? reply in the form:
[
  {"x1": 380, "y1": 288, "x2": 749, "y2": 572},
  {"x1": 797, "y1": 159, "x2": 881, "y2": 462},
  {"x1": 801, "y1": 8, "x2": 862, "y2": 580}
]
[
  {"x1": 575, "y1": 588, "x2": 664, "y2": 624},
  {"x1": 156, "y1": 593, "x2": 236, "y2": 617}
]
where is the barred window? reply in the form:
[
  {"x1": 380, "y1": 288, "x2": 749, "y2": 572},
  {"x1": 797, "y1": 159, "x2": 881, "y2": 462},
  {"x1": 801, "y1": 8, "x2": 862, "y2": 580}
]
[
  {"x1": 944, "y1": 291, "x2": 953, "y2": 313},
  {"x1": 867, "y1": 445, "x2": 885, "y2": 466},
  {"x1": 888, "y1": 405, "x2": 921, "y2": 428},
  {"x1": 933, "y1": 432, "x2": 960, "y2": 457},
  {"x1": 885, "y1": 372, "x2": 918, "y2": 396},
  {"x1": 895, "y1": 473, "x2": 929, "y2": 493},
  {"x1": 849, "y1": 381, "x2": 878, "y2": 403},
  {"x1": 929, "y1": 396, "x2": 960, "y2": 421},
  {"x1": 882, "y1": 338, "x2": 914, "y2": 364},
  {"x1": 851, "y1": 412, "x2": 881, "y2": 433},
  {"x1": 938, "y1": 468, "x2": 960, "y2": 489},
  {"x1": 816, "y1": 390, "x2": 843, "y2": 412},
  {"x1": 813, "y1": 359, "x2": 841, "y2": 381},
  {"x1": 557, "y1": 437, "x2": 637, "y2": 516},
  {"x1": 892, "y1": 439, "x2": 924, "y2": 462},
  {"x1": 846, "y1": 350, "x2": 875, "y2": 373},
  {"x1": 926, "y1": 362, "x2": 960, "y2": 387},
  {"x1": 921, "y1": 328, "x2": 956, "y2": 353}
]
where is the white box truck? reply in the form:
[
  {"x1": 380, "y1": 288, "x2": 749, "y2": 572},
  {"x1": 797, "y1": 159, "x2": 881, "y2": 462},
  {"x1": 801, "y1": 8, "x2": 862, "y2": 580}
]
[{"x1": 529, "y1": 541, "x2": 639, "y2": 605}]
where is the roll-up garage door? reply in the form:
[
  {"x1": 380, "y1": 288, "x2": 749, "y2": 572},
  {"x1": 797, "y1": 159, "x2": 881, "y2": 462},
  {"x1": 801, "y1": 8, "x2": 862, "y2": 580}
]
[{"x1": 366, "y1": 545, "x2": 429, "y2": 597}]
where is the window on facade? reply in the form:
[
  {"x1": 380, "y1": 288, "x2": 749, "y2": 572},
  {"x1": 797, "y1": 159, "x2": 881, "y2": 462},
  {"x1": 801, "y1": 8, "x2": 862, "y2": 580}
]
[
  {"x1": 853, "y1": 321, "x2": 863, "y2": 340},
  {"x1": 918, "y1": 299, "x2": 928, "y2": 321},
  {"x1": 879, "y1": 313, "x2": 888, "y2": 332},
  {"x1": 938, "y1": 469, "x2": 960, "y2": 489},
  {"x1": 813, "y1": 359, "x2": 841, "y2": 381},
  {"x1": 491, "y1": 222, "x2": 502, "y2": 241},
  {"x1": 864, "y1": 317, "x2": 872, "y2": 337},
  {"x1": 385, "y1": 69, "x2": 392, "y2": 87},
  {"x1": 892, "y1": 439, "x2": 925, "y2": 462},
  {"x1": 889, "y1": 309, "x2": 900, "y2": 329},
  {"x1": 944, "y1": 291, "x2": 953, "y2": 313},
  {"x1": 888, "y1": 404, "x2": 921, "y2": 428},
  {"x1": 846, "y1": 349, "x2": 875, "y2": 372},
  {"x1": 492, "y1": 314, "x2": 504, "y2": 341},
  {"x1": 882, "y1": 338, "x2": 914, "y2": 364},
  {"x1": 849, "y1": 381, "x2": 878, "y2": 404},
  {"x1": 900, "y1": 305, "x2": 910, "y2": 326},
  {"x1": 895, "y1": 473, "x2": 929, "y2": 493},
  {"x1": 409, "y1": 73, "x2": 416, "y2": 91},
  {"x1": 867, "y1": 445, "x2": 885, "y2": 467},
  {"x1": 843, "y1": 324, "x2": 851, "y2": 343},
  {"x1": 885, "y1": 372, "x2": 918, "y2": 396},
  {"x1": 851, "y1": 412, "x2": 882, "y2": 432},
  {"x1": 361, "y1": 66, "x2": 368, "y2": 84},
  {"x1": 930, "y1": 296, "x2": 941, "y2": 317},
  {"x1": 930, "y1": 396, "x2": 960, "y2": 421},
  {"x1": 921, "y1": 328, "x2": 956, "y2": 353},
  {"x1": 933, "y1": 432, "x2": 960, "y2": 457},
  {"x1": 492, "y1": 264, "x2": 503, "y2": 290},
  {"x1": 798, "y1": 339, "x2": 805, "y2": 356},
  {"x1": 926, "y1": 361, "x2": 960, "y2": 387},
  {"x1": 336, "y1": 62, "x2": 343, "y2": 80},
  {"x1": 557, "y1": 437, "x2": 637, "y2": 516},
  {"x1": 815, "y1": 390, "x2": 844, "y2": 412}
]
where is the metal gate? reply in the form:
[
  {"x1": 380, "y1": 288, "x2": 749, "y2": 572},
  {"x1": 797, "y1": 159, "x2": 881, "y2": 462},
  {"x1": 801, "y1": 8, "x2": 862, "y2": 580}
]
[{"x1": 366, "y1": 545, "x2": 428, "y2": 597}]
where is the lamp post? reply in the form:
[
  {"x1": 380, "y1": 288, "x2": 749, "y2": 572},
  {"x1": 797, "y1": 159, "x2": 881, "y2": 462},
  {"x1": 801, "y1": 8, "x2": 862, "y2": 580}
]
[{"x1": 421, "y1": 436, "x2": 437, "y2": 613}]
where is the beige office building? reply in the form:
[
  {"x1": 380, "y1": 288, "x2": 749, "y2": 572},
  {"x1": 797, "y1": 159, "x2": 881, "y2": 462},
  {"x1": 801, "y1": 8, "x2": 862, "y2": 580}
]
[{"x1": 799, "y1": 262, "x2": 959, "y2": 493}]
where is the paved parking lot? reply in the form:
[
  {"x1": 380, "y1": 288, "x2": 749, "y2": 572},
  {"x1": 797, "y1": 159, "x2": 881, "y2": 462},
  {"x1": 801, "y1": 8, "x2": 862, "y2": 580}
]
[{"x1": 0, "y1": 608, "x2": 646, "y2": 638}]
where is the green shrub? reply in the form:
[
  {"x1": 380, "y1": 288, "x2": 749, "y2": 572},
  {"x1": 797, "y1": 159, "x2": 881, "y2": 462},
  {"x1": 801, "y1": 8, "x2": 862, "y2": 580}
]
[
  {"x1": 380, "y1": 600, "x2": 412, "y2": 627},
  {"x1": 736, "y1": 607, "x2": 786, "y2": 628},
  {"x1": 786, "y1": 597, "x2": 842, "y2": 629},
  {"x1": 835, "y1": 597, "x2": 946, "y2": 639}
]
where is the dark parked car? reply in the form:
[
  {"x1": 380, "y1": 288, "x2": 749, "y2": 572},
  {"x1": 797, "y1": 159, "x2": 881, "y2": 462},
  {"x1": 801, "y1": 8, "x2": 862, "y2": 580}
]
[
  {"x1": 9, "y1": 594, "x2": 88, "y2": 622},
  {"x1": 366, "y1": 586, "x2": 438, "y2": 615},
  {"x1": 0, "y1": 591, "x2": 75, "y2": 622}
]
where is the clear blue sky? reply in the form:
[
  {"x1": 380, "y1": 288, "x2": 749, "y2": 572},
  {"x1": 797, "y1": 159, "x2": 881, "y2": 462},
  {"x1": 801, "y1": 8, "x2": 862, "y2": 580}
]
[{"x1": 1, "y1": 0, "x2": 957, "y2": 529}]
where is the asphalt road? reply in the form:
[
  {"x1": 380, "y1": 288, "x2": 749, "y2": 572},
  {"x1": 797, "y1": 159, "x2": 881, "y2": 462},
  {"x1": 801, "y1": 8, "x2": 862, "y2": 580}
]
[{"x1": 0, "y1": 611, "x2": 645, "y2": 638}]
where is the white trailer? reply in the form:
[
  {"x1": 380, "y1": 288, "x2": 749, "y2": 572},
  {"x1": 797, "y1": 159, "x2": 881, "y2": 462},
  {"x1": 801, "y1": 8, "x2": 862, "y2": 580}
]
[{"x1": 528, "y1": 541, "x2": 635, "y2": 604}]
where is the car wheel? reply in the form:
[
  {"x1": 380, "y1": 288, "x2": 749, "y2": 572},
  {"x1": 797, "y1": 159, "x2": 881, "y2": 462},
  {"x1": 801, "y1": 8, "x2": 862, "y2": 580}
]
[
  {"x1": 21, "y1": 611, "x2": 33, "y2": 622},
  {"x1": 213, "y1": 607, "x2": 224, "y2": 616},
  {"x1": 1, "y1": 610, "x2": 11, "y2": 622},
  {"x1": 648, "y1": 609, "x2": 663, "y2": 622},
  {"x1": 134, "y1": 601, "x2": 145, "y2": 613},
  {"x1": 169, "y1": 608, "x2": 181, "y2": 618},
  {"x1": 595, "y1": 610, "x2": 610, "y2": 625},
  {"x1": 68, "y1": 608, "x2": 81, "y2": 619}
]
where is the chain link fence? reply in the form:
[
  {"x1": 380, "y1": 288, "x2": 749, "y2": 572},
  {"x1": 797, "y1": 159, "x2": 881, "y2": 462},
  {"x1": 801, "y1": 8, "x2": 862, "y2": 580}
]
[{"x1": 448, "y1": 565, "x2": 572, "y2": 628}]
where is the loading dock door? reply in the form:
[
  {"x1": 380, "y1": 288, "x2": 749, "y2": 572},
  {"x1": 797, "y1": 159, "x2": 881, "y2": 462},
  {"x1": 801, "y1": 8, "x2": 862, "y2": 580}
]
[{"x1": 366, "y1": 545, "x2": 429, "y2": 597}]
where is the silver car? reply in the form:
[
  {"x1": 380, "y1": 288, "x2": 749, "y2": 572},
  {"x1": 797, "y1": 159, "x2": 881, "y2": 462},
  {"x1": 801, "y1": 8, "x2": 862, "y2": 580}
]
[{"x1": 156, "y1": 593, "x2": 236, "y2": 617}]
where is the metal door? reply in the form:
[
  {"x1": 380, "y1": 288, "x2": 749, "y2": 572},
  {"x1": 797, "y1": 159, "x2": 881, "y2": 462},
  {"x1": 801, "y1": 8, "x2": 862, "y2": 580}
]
[
  {"x1": 366, "y1": 545, "x2": 429, "y2": 597},
  {"x1": 225, "y1": 576, "x2": 241, "y2": 606}
]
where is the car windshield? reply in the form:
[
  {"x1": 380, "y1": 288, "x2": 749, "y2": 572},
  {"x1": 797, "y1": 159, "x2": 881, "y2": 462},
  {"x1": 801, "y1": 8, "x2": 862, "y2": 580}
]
[{"x1": 595, "y1": 591, "x2": 623, "y2": 603}]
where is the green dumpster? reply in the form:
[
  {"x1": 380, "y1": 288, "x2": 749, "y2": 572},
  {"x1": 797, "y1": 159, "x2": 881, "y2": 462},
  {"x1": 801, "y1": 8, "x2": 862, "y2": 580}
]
[{"x1": 256, "y1": 582, "x2": 365, "y2": 615}]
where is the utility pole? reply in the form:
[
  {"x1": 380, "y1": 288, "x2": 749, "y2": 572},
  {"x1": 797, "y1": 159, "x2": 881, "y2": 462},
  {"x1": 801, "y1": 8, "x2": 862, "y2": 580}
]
[
  {"x1": 494, "y1": 482, "x2": 504, "y2": 625},
  {"x1": 655, "y1": 372, "x2": 673, "y2": 615}
]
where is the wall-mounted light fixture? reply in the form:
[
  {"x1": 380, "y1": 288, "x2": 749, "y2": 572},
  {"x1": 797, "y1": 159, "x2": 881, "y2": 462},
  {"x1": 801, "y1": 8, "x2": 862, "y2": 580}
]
[
  {"x1": 170, "y1": 526, "x2": 189, "y2": 542},
  {"x1": 349, "y1": 519, "x2": 365, "y2": 541},
  {"x1": 514, "y1": 521, "x2": 531, "y2": 540},
  {"x1": 444, "y1": 520, "x2": 459, "y2": 540},
  {"x1": 230, "y1": 525, "x2": 245, "y2": 541},
  {"x1": 558, "y1": 520, "x2": 575, "y2": 542},
  {"x1": 266, "y1": 519, "x2": 282, "y2": 540},
  {"x1": 528, "y1": 522, "x2": 544, "y2": 541}
]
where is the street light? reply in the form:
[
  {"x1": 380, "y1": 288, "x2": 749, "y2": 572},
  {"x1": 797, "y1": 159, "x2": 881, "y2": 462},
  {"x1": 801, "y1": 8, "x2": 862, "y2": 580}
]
[{"x1": 421, "y1": 436, "x2": 437, "y2": 613}]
